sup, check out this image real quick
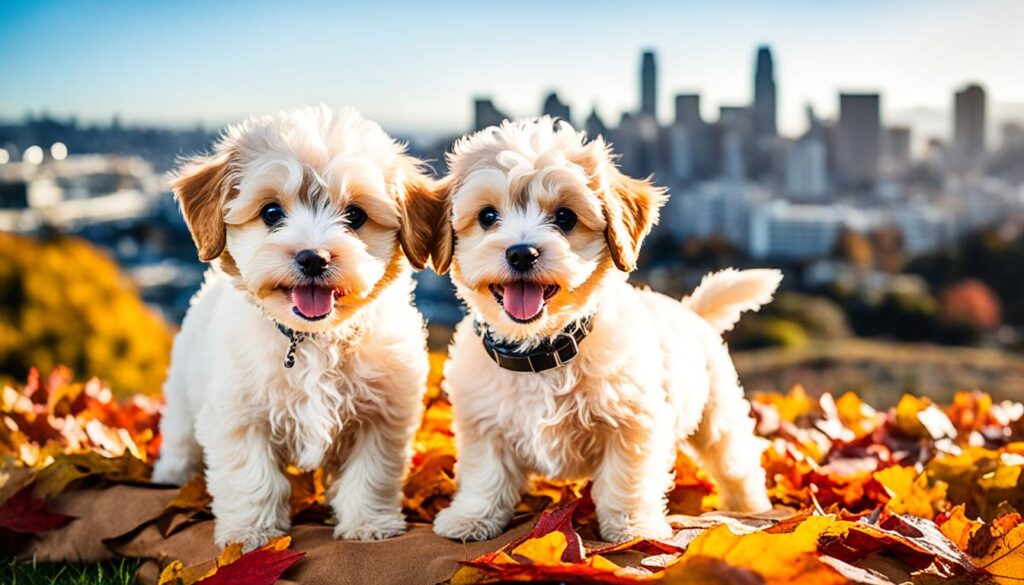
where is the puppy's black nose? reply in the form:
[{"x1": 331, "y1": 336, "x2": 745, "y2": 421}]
[
  {"x1": 506, "y1": 244, "x2": 540, "y2": 273},
  {"x1": 295, "y1": 249, "x2": 330, "y2": 277}
]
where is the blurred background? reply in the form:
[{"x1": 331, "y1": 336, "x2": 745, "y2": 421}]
[{"x1": 2, "y1": 0, "x2": 1023, "y2": 404}]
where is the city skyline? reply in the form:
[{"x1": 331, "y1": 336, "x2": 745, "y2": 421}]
[{"x1": 2, "y1": 0, "x2": 1023, "y2": 139}]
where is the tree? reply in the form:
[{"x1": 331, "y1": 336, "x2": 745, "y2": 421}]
[{"x1": 0, "y1": 233, "x2": 172, "y2": 395}]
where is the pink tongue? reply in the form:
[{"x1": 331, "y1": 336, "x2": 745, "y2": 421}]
[
  {"x1": 503, "y1": 281, "x2": 545, "y2": 321},
  {"x1": 292, "y1": 286, "x2": 336, "y2": 318}
]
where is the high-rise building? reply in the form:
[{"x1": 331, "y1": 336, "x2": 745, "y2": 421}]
[
  {"x1": 752, "y1": 46, "x2": 777, "y2": 140},
  {"x1": 541, "y1": 92, "x2": 571, "y2": 126},
  {"x1": 718, "y1": 106, "x2": 752, "y2": 181},
  {"x1": 473, "y1": 98, "x2": 509, "y2": 132},
  {"x1": 883, "y1": 126, "x2": 912, "y2": 176},
  {"x1": 954, "y1": 84, "x2": 986, "y2": 165},
  {"x1": 673, "y1": 94, "x2": 715, "y2": 179},
  {"x1": 640, "y1": 51, "x2": 657, "y2": 119},
  {"x1": 786, "y1": 136, "x2": 828, "y2": 200},
  {"x1": 585, "y1": 107, "x2": 608, "y2": 140},
  {"x1": 750, "y1": 46, "x2": 778, "y2": 179},
  {"x1": 836, "y1": 93, "x2": 881, "y2": 190}
]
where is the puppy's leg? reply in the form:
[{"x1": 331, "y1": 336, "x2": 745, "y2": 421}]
[
  {"x1": 197, "y1": 408, "x2": 290, "y2": 551},
  {"x1": 433, "y1": 429, "x2": 525, "y2": 541},
  {"x1": 687, "y1": 340, "x2": 771, "y2": 513},
  {"x1": 329, "y1": 419, "x2": 412, "y2": 541},
  {"x1": 152, "y1": 378, "x2": 202, "y2": 486},
  {"x1": 593, "y1": 413, "x2": 675, "y2": 543}
]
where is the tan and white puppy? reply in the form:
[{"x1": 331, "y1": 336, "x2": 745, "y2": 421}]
[
  {"x1": 431, "y1": 117, "x2": 778, "y2": 543},
  {"x1": 152, "y1": 106, "x2": 444, "y2": 550}
]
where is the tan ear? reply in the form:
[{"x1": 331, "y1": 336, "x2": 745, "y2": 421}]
[
  {"x1": 600, "y1": 167, "x2": 667, "y2": 272},
  {"x1": 172, "y1": 150, "x2": 235, "y2": 262},
  {"x1": 398, "y1": 168, "x2": 453, "y2": 273}
]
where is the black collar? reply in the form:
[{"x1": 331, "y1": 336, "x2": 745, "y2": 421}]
[
  {"x1": 474, "y1": 315, "x2": 594, "y2": 373},
  {"x1": 275, "y1": 322, "x2": 309, "y2": 368}
]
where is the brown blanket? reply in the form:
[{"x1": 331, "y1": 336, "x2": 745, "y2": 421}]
[{"x1": 15, "y1": 484, "x2": 538, "y2": 584}]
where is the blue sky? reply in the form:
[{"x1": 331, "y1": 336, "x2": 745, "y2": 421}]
[{"x1": 1, "y1": 0, "x2": 1021, "y2": 137}]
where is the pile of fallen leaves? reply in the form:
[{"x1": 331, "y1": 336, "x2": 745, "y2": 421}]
[{"x1": 3, "y1": 357, "x2": 1024, "y2": 584}]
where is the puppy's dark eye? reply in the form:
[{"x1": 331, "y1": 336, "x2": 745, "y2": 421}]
[
  {"x1": 261, "y1": 203, "x2": 285, "y2": 228},
  {"x1": 553, "y1": 208, "x2": 577, "y2": 232},
  {"x1": 344, "y1": 205, "x2": 368, "y2": 230},
  {"x1": 478, "y1": 206, "x2": 499, "y2": 229}
]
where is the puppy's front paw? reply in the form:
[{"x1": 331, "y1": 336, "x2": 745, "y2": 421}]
[
  {"x1": 599, "y1": 515, "x2": 673, "y2": 543},
  {"x1": 215, "y1": 524, "x2": 288, "y2": 552},
  {"x1": 333, "y1": 510, "x2": 406, "y2": 541},
  {"x1": 433, "y1": 504, "x2": 508, "y2": 542}
]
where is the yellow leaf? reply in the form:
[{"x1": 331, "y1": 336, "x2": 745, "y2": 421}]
[
  {"x1": 873, "y1": 465, "x2": 947, "y2": 520},
  {"x1": 511, "y1": 531, "x2": 568, "y2": 564},
  {"x1": 156, "y1": 559, "x2": 216, "y2": 585},
  {"x1": 970, "y1": 517, "x2": 1024, "y2": 585},
  {"x1": 586, "y1": 555, "x2": 622, "y2": 571},
  {"x1": 448, "y1": 566, "x2": 490, "y2": 585},
  {"x1": 216, "y1": 543, "x2": 244, "y2": 567},
  {"x1": 668, "y1": 515, "x2": 845, "y2": 585},
  {"x1": 939, "y1": 505, "x2": 982, "y2": 551}
]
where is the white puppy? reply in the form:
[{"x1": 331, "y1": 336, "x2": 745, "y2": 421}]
[
  {"x1": 151, "y1": 106, "x2": 444, "y2": 550},
  {"x1": 430, "y1": 117, "x2": 778, "y2": 543}
]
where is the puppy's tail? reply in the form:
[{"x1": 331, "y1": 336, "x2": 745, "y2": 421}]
[{"x1": 681, "y1": 268, "x2": 783, "y2": 334}]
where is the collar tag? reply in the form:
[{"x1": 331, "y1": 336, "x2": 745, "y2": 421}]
[{"x1": 276, "y1": 323, "x2": 308, "y2": 368}]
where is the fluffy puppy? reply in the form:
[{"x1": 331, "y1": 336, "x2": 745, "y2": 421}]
[
  {"x1": 431, "y1": 117, "x2": 779, "y2": 543},
  {"x1": 151, "y1": 106, "x2": 443, "y2": 550}
]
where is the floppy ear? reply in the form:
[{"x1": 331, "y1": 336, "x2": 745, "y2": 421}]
[
  {"x1": 397, "y1": 165, "x2": 452, "y2": 273},
  {"x1": 599, "y1": 162, "x2": 667, "y2": 273},
  {"x1": 172, "y1": 149, "x2": 235, "y2": 262}
]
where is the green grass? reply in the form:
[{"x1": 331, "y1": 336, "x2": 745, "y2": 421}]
[{"x1": 1, "y1": 559, "x2": 140, "y2": 585}]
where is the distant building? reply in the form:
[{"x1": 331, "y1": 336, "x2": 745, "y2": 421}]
[
  {"x1": 473, "y1": 98, "x2": 509, "y2": 132},
  {"x1": 751, "y1": 46, "x2": 778, "y2": 178},
  {"x1": 541, "y1": 92, "x2": 571, "y2": 126},
  {"x1": 666, "y1": 180, "x2": 764, "y2": 248},
  {"x1": 585, "y1": 108, "x2": 608, "y2": 140},
  {"x1": 673, "y1": 94, "x2": 715, "y2": 179},
  {"x1": 953, "y1": 84, "x2": 986, "y2": 166},
  {"x1": 883, "y1": 126, "x2": 912, "y2": 175},
  {"x1": 752, "y1": 46, "x2": 777, "y2": 140},
  {"x1": 1003, "y1": 123, "x2": 1024, "y2": 153},
  {"x1": 718, "y1": 106, "x2": 752, "y2": 181},
  {"x1": 786, "y1": 134, "x2": 828, "y2": 200},
  {"x1": 750, "y1": 201, "x2": 847, "y2": 260},
  {"x1": 640, "y1": 51, "x2": 657, "y2": 119},
  {"x1": 614, "y1": 113, "x2": 659, "y2": 178},
  {"x1": 836, "y1": 93, "x2": 882, "y2": 191}
]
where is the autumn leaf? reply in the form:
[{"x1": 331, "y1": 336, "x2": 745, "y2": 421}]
[
  {"x1": 0, "y1": 484, "x2": 75, "y2": 533},
  {"x1": 966, "y1": 514, "x2": 1024, "y2": 585},
  {"x1": 667, "y1": 515, "x2": 846, "y2": 585},
  {"x1": 873, "y1": 465, "x2": 947, "y2": 520},
  {"x1": 158, "y1": 535, "x2": 304, "y2": 585},
  {"x1": 937, "y1": 505, "x2": 983, "y2": 551}
]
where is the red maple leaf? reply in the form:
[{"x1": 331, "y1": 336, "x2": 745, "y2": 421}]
[
  {"x1": 0, "y1": 485, "x2": 75, "y2": 533},
  {"x1": 196, "y1": 544, "x2": 305, "y2": 585}
]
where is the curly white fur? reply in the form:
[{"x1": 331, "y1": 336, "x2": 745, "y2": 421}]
[
  {"x1": 433, "y1": 118, "x2": 778, "y2": 543},
  {"x1": 152, "y1": 106, "x2": 430, "y2": 550}
]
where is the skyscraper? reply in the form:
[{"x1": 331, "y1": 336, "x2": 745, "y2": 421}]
[
  {"x1": 473, "y1": 98, "x2": 509, "y2": 132},
  {"x1": 640, "y1": 51, "x2": 657, "y2": 119},
  {"x1": 954, "y1": 84, "x2": 986, "y2": 165},
  {"x1": 541, "y1": 92, "x2": 571, "y2": 125},
  {"x1": 585, "y1": 108, "x2": 608, "y2": 139},
  {"x1": 674, "y1": 94, "x2": 715, "y2": 179},
  {"x1": 752, "y1": 46, "x2": 777, "y2": 140},
  {"x1": 836, "y1": 93, "x2": 882, "y2": 190}
]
